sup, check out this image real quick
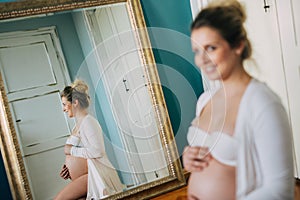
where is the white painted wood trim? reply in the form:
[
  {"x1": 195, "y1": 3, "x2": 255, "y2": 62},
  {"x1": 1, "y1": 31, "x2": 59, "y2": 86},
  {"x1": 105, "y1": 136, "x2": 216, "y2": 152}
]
[{"x1": 190, "y1": 0, "x2": 202, "y2": 19}]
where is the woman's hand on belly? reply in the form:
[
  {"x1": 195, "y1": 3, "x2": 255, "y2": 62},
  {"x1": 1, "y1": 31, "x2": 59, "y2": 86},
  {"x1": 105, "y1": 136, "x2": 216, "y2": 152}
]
[
  {"x1": 183, "y1": 146, "x2": 212, "y2": 172},
  {"x1": 59, "y1": 164, "x2": 71, "y2": 180},
  {"x1": 65, "y1": 155, "x2": 88, "y2": 180}
]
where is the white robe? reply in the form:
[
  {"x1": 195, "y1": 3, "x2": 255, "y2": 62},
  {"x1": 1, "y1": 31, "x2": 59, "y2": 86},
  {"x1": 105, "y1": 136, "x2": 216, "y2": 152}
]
[
  {"x1": 70, "y1": 115, "x2": 124, "y2": 199},
  {"x1": 196, "y1": 79, "x2": 294, "y2": 199}
]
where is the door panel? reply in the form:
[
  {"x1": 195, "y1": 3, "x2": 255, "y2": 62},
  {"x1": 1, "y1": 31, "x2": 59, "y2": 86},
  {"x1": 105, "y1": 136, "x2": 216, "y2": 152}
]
[
  {"x1": 11, "y1": 92, "x2": 69, "y2": 156},
  {"x1": 0, "y1": 42, "x2": 56, "y2": 93},
  {"x1": 24, "y1": 148, "x2": 67, "y2": 200},
  {"x1": 0, "y1": 27, "x2": 72, "y2": 199},
  {"x1": 0, "y1": 32, "x2": 67, "y2": 102}
]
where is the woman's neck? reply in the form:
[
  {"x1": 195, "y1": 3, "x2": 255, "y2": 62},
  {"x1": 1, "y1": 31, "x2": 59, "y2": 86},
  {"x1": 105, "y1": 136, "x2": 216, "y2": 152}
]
[
  {"x1": 221, "y1": 67, "x2": 252, "y2": 97},
  {"x1": 75, "y1": 110, "x2": 88, "y2": 125}
]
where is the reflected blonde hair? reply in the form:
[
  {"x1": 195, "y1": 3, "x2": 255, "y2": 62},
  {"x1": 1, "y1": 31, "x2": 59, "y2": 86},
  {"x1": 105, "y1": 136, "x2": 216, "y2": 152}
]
[{"x1": 61, "y1": 79, "x2": 90, "y2": 109}]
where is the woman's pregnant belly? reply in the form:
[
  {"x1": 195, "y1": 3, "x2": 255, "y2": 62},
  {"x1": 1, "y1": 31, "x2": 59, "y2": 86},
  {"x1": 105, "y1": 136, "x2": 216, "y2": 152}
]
[
  {"x1": 65, "y1": 155, "x2": 88, "y2": 180},
  {"x1": 188, "y1": 159, "x2": 236, "y2": 200}
]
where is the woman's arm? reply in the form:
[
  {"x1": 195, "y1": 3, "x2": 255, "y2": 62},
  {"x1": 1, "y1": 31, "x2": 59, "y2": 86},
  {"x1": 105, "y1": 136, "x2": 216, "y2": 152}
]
[{"x1": 244, "y1": 102, "x2": 294, "y2": 200}]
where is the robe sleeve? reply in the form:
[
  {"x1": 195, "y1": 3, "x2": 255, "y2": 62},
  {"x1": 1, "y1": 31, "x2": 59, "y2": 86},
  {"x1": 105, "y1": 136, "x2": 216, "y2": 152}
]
[
  {"x1": 244, "y1": 102, "x2": 294, "y2": 200},
  {"x1": 70, "y1": 117, "x2": 106, "y2": 159}
]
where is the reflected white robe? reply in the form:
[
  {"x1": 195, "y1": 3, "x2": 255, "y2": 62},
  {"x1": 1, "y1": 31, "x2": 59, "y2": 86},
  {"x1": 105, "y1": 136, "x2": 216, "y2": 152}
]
[{"x1": 70, "y1": 115, "x2": 124, "y2": 199}]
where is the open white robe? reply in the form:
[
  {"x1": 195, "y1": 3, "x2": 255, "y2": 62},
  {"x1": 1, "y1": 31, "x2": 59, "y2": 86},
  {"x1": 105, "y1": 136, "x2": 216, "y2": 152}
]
[
  {"x1": 196, "y1": 79, "x2": 294, "y2": 199},
  {"x1": 70, "y1": 115, "x2": 124, "y2": 199}
]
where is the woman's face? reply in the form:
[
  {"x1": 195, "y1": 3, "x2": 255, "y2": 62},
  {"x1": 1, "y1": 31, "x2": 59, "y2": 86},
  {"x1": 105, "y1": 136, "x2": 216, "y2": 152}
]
[
  {"x1": 61, "y1": 96, "x2": 74, "y2": 118},
  {"x1": 191, "y1": 26, "x2": 242, "y2": 81}
]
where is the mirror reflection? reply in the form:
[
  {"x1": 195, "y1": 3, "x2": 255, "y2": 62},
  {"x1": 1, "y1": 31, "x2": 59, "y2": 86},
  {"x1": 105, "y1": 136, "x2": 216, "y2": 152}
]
[{"x1": 0, "y1": 2, "x2": 169, "y2": 199}]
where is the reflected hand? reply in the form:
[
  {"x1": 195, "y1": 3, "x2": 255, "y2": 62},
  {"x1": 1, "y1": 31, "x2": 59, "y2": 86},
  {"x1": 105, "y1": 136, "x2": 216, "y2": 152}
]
[
  {"x1": 59, "y1": 164, "x2": 70, "y2": 180},
  {"x1": 64, "y1": 144, "x2": 72, "y2": 155},
  {"x1": 183, "y1": 146, "x2": 212, "y2": 172}
]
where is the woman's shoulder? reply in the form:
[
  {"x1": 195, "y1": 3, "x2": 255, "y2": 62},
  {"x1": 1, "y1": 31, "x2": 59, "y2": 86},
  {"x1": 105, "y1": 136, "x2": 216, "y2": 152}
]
[
  {"x1": 82, "y1": 115, "x2": 103, "y2": 132},
  {"x1": 240, "y1": 78, "x2": 285, "y2": 119},
  {"x1": 81, "y1": 115, "x2": 100, "y2": 127},
  {"x1": 247, "y1": 79, "x2": 282, "y2": 105}
]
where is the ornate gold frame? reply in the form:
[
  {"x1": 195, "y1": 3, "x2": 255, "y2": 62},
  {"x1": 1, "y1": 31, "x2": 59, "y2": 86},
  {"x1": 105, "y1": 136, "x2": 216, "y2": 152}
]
[{"x1": 0, "y1": 0, "x2": 185, "y2": 199}]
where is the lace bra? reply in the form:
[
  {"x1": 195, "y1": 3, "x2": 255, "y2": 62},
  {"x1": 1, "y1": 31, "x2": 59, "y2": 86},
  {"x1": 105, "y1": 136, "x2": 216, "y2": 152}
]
[{"x1": 187, "y1": 126, "x2": 238, "y2": 166}]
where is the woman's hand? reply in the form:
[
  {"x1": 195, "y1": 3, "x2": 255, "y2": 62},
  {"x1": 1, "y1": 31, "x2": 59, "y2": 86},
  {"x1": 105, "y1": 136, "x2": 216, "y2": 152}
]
[
  {"x1": 59, "y1": 164, "x2": 71, "y2": 180},
  {"x1": 183, "y1": 146, "x2": 212, "y2": 172},
  {"x1": 64, "y1": 144, "x2": 72, "y2": 155}
]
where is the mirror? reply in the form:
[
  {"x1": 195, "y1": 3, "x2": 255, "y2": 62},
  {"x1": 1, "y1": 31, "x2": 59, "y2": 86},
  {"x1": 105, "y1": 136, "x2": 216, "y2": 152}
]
[{"x1": 0, "y1": 0, "x2": 185, "y2": 199}]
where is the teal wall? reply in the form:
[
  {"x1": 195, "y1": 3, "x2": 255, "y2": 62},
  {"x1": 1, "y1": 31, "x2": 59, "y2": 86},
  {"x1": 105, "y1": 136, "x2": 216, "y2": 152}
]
[
  {"x1": 0, "y1": 151, "x2": 12, "y2": 200},
  {"x1": 0, "y1": 0, "x2": 203, "y2": 198}
]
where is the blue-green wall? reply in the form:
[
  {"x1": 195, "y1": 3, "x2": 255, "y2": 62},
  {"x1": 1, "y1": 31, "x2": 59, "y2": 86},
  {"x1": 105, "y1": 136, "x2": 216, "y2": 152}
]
[
  {"x1": 0, "y1": 0, "x2": 203, "y2": 198},
  {"x1": 0, "y1": 151, "x2": 12, "y2": 200}
]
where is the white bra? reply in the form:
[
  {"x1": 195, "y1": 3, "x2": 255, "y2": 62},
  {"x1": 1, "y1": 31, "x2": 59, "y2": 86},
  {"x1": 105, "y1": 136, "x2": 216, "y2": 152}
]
[
  {"x1": 66, "y1": 135, "x2": 83, "y2": 147},
  {"x1": 187, "y1": 126, "x2": 238, "y2": 166}
]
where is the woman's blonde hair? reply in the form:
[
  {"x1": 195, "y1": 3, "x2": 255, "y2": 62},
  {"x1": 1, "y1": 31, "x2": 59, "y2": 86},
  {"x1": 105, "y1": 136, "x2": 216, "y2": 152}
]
[
  {"x1": 61, "y1": 79, "x2": 90, "y2": 109},
  {"x1": 191, "y1": 0, "x2": 252, "y2": 60}
]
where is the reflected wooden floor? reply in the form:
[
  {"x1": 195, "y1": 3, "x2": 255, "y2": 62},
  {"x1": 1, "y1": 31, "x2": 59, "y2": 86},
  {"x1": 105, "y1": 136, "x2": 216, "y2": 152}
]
[{"x1": 296, "y1": 179, "x2": 300, "y2": 200}]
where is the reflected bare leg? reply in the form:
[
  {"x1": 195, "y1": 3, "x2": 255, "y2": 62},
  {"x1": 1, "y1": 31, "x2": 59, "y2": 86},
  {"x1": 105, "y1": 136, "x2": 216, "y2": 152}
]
[{"x1": 54, "y1": 174, "x2": 88, "y2": 200}]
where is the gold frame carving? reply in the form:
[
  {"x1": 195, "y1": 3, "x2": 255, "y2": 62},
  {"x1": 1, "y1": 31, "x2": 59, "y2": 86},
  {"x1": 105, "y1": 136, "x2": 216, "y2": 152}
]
[{"x1": 0, "y1": 0, "x2": 185, "y2": 199}]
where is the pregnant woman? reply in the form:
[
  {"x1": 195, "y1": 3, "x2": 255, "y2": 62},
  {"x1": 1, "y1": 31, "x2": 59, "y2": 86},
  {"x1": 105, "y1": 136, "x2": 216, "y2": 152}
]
[
  {"x1": 55, "y1": 79, "x2": 124, "y2": 200},
  {"x1": 183, "y1": 0, "x2": 294, "y2": 199}
]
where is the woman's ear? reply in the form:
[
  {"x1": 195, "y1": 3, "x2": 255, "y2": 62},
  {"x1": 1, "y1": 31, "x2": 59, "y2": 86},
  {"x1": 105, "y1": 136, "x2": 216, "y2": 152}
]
[
  {"x1": 235, "y1": 40, "x2": 245, "y2": 56},
  {"x1": 73, "y1": 99, "x2": 79, "y2": 107}
]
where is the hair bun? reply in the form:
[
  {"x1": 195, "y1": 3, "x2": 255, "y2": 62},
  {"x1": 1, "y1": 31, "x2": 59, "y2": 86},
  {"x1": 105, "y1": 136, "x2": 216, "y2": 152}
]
[
  {"x1": 71, "y1": 79, "x2": 89, "y2": 95},
  {"x1": 208, "y1": 0, "x2": 246, "y2": 23}
]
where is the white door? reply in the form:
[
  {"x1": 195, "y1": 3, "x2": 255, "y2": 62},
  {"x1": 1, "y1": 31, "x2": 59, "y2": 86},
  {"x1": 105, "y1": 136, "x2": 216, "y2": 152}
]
[
  {"x1": 0, "y1": 27, "x2": 73, "y2": 199},
  {"x1": 241, "y1": 0, "x2": 300, "y2": 177},
  {"x1": 275, "y1": 0, "x2": 300, "y2": 177},
  {"x1": 85, "y1": 4, "x2": 169, "y2": 184},
  {"x1": 241, "y1": 0, "x2": 289, "y2": 110}
]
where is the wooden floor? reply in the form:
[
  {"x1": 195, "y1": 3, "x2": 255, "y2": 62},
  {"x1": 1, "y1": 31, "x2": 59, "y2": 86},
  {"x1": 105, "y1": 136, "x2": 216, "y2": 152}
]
[
  {"x1": 152, "y1": 179, "x2": 300, "y2": 200},
  {"x1": 151, "y1": 186, "x2": 187, "y2": 200}
]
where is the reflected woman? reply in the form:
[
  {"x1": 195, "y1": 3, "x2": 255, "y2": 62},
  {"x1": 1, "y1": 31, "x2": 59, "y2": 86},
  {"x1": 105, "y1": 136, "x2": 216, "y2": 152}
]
[
  {"x1": 55, "y1": 79, "x2": 124, "y2": 200},
  {"x1": 183, "y1": 0, "x2": 294, "y2": 199}
]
